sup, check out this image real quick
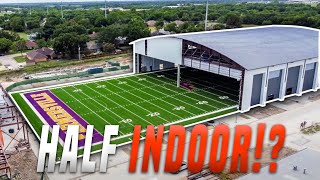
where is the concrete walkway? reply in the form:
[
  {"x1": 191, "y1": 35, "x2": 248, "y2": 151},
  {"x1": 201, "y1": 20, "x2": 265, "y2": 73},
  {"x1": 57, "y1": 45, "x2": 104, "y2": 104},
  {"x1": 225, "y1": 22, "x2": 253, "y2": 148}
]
[{"x1": 0, "y1": 53, "x2": 26, "y2": 70}]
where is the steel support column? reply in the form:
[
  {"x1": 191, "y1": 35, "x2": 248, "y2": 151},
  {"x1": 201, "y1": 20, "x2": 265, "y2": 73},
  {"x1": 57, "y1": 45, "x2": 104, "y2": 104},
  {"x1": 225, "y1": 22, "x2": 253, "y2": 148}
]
[{"x1": 177, "y1": 64, "x2": 181, "y2": 87}]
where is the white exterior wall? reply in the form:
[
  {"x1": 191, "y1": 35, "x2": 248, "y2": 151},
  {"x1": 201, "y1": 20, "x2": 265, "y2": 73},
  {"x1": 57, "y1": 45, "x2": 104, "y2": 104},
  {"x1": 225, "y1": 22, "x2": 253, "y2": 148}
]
[
  {"x1": 241, "y1": 57, "x2": 319, "y2": 112},
  {"x1": 134, "y1": 37, "x2": 183, "y2": 65}
]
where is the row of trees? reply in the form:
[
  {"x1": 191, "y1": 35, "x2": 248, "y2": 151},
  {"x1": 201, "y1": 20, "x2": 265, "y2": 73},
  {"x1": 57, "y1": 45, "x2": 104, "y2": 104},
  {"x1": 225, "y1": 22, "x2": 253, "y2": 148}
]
[{"x1": 1, "y1": 2, "x2": 320, "y2": 56}]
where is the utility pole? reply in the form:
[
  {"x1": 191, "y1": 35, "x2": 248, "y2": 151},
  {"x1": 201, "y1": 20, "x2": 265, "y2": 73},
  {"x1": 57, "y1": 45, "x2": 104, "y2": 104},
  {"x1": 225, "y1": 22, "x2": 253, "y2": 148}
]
[
  {"x1": 78, "y1": 45, "x2": 81, "y2": 61},
  {"x1": 104, "y1": 0, "x2": 107, "y2": 18},
  {"x1": 60, "y1": 1, "x2": 63, "y2": 19},
  {"x1": 29, "y1": 7, "x2": 32, "y2": 15},
  {"x1": 205, "y1": 0, "x2": 209, "y2": 31}
]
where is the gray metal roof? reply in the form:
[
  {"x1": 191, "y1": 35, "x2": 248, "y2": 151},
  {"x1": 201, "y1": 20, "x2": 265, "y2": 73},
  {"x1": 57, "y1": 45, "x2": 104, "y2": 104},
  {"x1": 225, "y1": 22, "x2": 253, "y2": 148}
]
[
  {"x1": 238, "y1": 148, "x2": 320, "y2": 180},
  {"x1": 175, "y1": 26, "x2": 319, "y2": 70}
]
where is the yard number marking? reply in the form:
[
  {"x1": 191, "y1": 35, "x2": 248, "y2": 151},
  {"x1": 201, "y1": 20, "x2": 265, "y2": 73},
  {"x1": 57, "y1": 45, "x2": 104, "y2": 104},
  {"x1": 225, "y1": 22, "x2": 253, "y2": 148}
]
[
  {"x1": 173, "y1": 106, "x2": 185, "y2": 111},
  {"x1": 73, "y1": 89, "x2": 82, "y2": 92},
  {"x1": 96, "y1": 85, "x2": 106, "y2": 88},
  {"x1": 157, "y1": 75, "x2": 165, "y2": 78},
  {"x1": 120, "y1": 119, "x2": 132, "y2": 123},
  {"x1": 197, "y1": 101, "x2": 208, "y2": 105},
  {"x1": 138, "y1": 78, "x2": 146, "y2": 81},
  {"x1": 147, "y1": 112, "x2": 160, "y2": 117},
  {"x1": 118, "y1": 81, "x2": 127, "y2": 85},
  {"x1": 219, "y1": 96, "x2": 229, "y2": 99}
]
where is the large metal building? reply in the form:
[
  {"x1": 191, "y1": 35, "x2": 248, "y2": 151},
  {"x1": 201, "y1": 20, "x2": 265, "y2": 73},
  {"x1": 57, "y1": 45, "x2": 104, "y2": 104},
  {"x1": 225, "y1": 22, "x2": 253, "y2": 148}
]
[{"x1": 130, "y1": 25, "x2": 319, "y2": 112}]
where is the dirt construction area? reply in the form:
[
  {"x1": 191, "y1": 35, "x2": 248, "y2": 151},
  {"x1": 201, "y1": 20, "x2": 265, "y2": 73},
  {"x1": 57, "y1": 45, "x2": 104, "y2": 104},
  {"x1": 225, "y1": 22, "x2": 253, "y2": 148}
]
[{"x1": 0, "y1": 56, "x2": 132, "y2": 91}]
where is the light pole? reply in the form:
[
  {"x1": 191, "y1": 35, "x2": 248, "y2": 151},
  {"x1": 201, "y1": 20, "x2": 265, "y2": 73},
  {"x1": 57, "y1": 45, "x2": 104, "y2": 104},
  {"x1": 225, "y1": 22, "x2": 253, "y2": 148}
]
[
  {"x1": 104, "y1": 0, "x2": 107, "y2": 18},
  {"x1": 60, "y1": 1, "x2": 64, "y2": 19},
  {"x1": 205, "y1": 0, "x2": 209, "y2": 31},
  {"x1": 78, "y1": 45, "x2": 81, "y2": 61}
]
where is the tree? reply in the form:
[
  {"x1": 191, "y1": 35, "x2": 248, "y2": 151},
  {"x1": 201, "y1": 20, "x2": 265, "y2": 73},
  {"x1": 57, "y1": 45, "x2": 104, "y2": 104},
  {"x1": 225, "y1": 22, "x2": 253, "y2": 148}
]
[
  {"x1": 124, "y1": 18, "x2": 150, "y2": 42},
  {"x1": 12, "y1": 39, "x2": 26, "y2": 55},
  {"x1": 225, "y1": 13, "x2": 242, "y2": 28},
  {"x1": 94, "y1": 16, "x2": 108, "y2": 27},
  {"x1": 102, "y1": 43, "x2": 116, "y2": 53},
  {"x1": 213, "y1": 23, "x2": 226, "y2": 30},
  {"x1": 98, "y1": 24, "x2": 123, "y2": 45},
  {"x1": 53, "y1": 22, "x2": 87, "y2": 38},
  {"x1": 155, "y1": 21, "x2": 164, "y2": 30},
  {"x1": 36, "y1": 39, "x2": 47, "y2": 48},
  {"x1": 53, "y1": 33, "x2": 88, "y2": 58},
  {"x1": 26, "y1": 17, "x2": 41, "y2": 30},
  {"x1": 164, "y1": 22, "x2": 177, "y2": 32},
  {"x1": 41, "y1": 16, "x2": 63, "y2": 40},
  {"x1": 9, "y1": 16, "x2": 25, "y2": 32},
  {"x1": 0, "y1": 38, "x2": 13, "y2": 53}
]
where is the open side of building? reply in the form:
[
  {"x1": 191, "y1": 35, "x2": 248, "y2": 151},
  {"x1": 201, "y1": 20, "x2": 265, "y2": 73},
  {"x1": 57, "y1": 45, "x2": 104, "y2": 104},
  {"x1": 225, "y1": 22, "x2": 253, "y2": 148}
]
[{"x1": 130, "y1": 25, "x2": 319, "y2": 112}]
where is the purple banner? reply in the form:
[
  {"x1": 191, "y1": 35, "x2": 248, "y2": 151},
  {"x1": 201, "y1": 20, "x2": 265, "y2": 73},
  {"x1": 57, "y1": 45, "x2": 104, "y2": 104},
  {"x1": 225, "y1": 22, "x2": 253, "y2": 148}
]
[{"x1": 24, "y1": 90, "x2": 104, "y2": 148}]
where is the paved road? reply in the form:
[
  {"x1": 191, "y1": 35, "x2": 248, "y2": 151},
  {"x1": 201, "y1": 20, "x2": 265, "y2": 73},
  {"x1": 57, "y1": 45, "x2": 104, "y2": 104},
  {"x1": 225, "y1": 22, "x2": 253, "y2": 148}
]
[{"x1": 0, "y1": 53, "x2": 26, "y2": 70}]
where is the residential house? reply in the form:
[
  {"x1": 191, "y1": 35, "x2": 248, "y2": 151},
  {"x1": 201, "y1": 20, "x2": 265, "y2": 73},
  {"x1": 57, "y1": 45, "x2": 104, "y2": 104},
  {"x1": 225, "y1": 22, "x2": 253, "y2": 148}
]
[
  {"x1": 26, "y1": 47, "x2": 56, "y2": 65},
  {"x1": 26, "y1": 51, "x2": 47, "y2": 65},
  {"x1": 86, "y1": 41, "x2": 102, "y2": 53},
  {"x1": 25, "y1": 40, "x2": 38, "y2": 50},
  {"x1": 146, "y1": 20, "x2": 156, "y2": 27},
  {"x1": 151, "y1": 29, "x2": 171, "y2": 36},
  {"x1": 174, "y1": 20, "x2": 184, "y2": 26},
  {"x1": 35, "y1": 47, "x2": 56, "y2": 59}
]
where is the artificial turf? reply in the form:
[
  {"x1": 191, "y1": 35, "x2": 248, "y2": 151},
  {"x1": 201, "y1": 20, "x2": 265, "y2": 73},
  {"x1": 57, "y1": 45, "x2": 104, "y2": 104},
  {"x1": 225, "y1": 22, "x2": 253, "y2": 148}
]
[{"x1": 11, "y1": 68, "x2": 240, "y2": 158}]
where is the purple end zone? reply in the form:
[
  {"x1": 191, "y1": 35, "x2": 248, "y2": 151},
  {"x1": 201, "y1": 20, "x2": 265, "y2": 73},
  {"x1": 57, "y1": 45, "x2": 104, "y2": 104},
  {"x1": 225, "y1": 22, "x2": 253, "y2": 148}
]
[{"x1": 24, "y1": 90, "x2": 104, "y2": 148}]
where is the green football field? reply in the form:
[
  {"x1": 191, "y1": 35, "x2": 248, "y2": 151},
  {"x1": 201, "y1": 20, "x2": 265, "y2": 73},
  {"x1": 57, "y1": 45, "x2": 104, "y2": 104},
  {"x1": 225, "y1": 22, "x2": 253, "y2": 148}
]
[{"x1": 10, "y1": 68, "x2": 240, "y2": 158}]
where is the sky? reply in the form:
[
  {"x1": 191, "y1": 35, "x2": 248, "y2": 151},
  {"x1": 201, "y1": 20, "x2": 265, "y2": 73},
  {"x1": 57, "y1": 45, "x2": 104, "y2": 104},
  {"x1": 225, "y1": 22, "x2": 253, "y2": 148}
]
[{"x1": 0, "y1": 0, "x2": 127, "y2": 4}]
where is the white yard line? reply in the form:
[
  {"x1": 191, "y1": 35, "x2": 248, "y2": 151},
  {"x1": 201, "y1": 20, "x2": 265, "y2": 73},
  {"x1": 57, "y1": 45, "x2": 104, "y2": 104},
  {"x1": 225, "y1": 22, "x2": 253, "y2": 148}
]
[
  {"x1": 149, "y1": 74, "x2": 234, "y2": 107},
  {"x1": 171, "y1": 70, "x2": 239, "y2": 94},
  {"x1": 105, "y1": 80, "x2": 184, "y2": 119},
  {"x1": 112, "y1": 78, "x2": 194, "y2": 117},
  {"x1": 83, "y1": 83, "x2": 160, "y2": 124},
  {"x1": 125, "y1": 78, "x2": 199, "y2": 115},
  {"x1": 60, "y1": 87, "x2": 127, "y2": 136},
  {"x1": 142, "y1": 74, "x2": 225, "y2": 109},
  {"x1": 111, "y1": 105, "x2": 238, "y2": 141},
  {"x1": 90, "y1": 81, "x2": 172, "y2": 123},
  {"x1": 162, "y1": 71, "x2": 239, "y2": 100}
]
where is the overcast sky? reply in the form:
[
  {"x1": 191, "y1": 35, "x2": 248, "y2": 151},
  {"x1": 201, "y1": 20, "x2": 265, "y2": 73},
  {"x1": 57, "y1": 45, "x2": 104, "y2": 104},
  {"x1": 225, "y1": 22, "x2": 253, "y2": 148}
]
[{"x1": 0, "y1": 0, "x2": 124, "y2": 4}]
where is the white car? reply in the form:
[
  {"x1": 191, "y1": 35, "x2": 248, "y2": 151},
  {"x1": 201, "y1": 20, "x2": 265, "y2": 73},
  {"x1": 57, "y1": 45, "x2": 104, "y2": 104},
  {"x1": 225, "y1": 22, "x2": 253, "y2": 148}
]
[{"x1": 7, "y1": 66, "x2": 13, "y2": 70}]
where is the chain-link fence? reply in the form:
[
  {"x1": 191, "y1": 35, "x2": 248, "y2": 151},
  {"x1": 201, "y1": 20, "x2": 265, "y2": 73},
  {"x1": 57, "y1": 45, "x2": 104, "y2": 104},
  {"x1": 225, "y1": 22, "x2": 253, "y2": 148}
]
[{"x1": 6, "y1": 65, "x2": 130, "y2": 92}]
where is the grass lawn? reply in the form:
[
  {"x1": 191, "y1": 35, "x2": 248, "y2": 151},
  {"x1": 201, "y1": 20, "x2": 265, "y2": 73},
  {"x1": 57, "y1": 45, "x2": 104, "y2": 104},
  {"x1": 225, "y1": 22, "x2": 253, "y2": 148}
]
[
  {"x1": 11, "y1": 68, "x2": 239, "y2": 159},
  {"x1": 242, "y1": 24, "x2": 259, "y2": 28},
  {"x1": 17, "y1": 32, "x2": 28, "y2": 40},
  {"x1": 149, "y1": 26, "x2": 157, "y2": 33},
  {"x1": 14, "y1": 55, "x2": 27, "y2": 63}
]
